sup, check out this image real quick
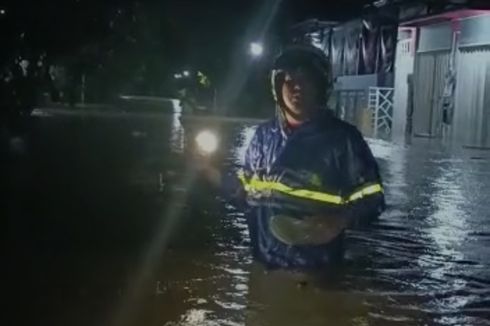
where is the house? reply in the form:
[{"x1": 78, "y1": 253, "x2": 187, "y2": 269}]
[
  {"x1": 287, "y1": 17, "x2": 397, "y2": 138},
  {"x1": 393, "y1": 9, "x2": 490, "y2": 147},
  {"x1": 287, "y1": 2, "x2": 490, "y2": 147}
]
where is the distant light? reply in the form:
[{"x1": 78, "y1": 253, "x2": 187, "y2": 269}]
[
  {"x1": 174, "y1": 73, "x2": 182, "y2": 79},
  {"x1": 249, "y1": 42, "x2": 264, "y2": 57},
  {"x1": 0, "y1": 9, "x2": 6, "y2": 15},
  {"x1": 183, "y1": 70, "x2": 190, "y2": 77}
]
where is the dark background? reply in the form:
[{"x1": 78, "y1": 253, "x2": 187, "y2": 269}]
[
  {"x1": 1, "y1": 0, "x2": 488, "y2": 115},
  {"x1": 0, "y1": 0, "x2": 379, "y2": 111}
]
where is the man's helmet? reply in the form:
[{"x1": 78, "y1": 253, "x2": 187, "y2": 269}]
[{"x1": 271, "y1": 45, "x2": 333, "y2": 107}]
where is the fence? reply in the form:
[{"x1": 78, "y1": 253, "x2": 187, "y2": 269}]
[{"x1": 368, "y1": 87, "x2": 394, "y2": 138}]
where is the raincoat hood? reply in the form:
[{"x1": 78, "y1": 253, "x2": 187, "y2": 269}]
[{"x1": 270, "y1": 45, "x2": 333, "y2": 132}]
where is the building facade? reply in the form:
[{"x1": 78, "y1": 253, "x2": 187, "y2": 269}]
[
  {"x1": 394, "y1": 11, "x2": 490, "y2": 147},
  {"x1": 287, "y1": 4, "x2": 490, "y2": 147}
]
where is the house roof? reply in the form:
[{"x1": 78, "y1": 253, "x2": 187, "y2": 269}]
[{"x1": 400, "y1": 9, "x2": 489, "y2": 26}]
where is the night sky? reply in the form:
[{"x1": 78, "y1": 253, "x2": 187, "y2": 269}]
[
  {"x1": 0, "y1": 0, "x2": 373, "y2": 61},
  {"x1": 2, "y1": 0, "x2": 486, "y2": 103},
  {"x1": 0, "y1": 0, "x2": 377, "y2": 102},
  {"x1": 1, "y1": 1, "x2": 488, "y2": 66}
]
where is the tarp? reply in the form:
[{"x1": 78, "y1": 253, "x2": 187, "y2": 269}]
[
  {"x1": 330, "y1": 29, "x2": 345, "y2": 77},
  {"x1": 343, "y1": 25, "x2": 361, "y2": 75},
  {"x1": 288, "y1": 19, "x2": 397, "y2": 78},
  {"x1": 360, "y1": 22, "x2": 379, "y2": 74}
]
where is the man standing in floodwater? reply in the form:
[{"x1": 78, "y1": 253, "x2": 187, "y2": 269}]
[{"x1": 235, "y1": 45, "x2": 385, "y2": 268}]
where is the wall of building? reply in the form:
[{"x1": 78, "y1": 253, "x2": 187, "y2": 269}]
[
  {"x1": 411, "y1": 22, "x2": 454, "y2": 138},
  {"x1": 459, "y1": 14, "x2": 490, "y2": 47},
  {"x1": 392, "y1": 12, "x2": 490, "y2": 146},
  {"x1": 452, "y1": 14, "x2": 490, "y2": 147},
  {"x1": 392, "y1": 27, "x2": 416, "y2": 141},
  {"x1": 417, "y1": 22, "x2": 453, "y2": 52}
]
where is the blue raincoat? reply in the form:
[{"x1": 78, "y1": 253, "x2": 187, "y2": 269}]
[{"x1": 236, "y1": 110, "x2": 385, "y2": 268}]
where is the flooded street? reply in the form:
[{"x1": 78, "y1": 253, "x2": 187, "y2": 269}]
[{"x1": 4, "y1": 109, "x2": 490, "y2": 326}]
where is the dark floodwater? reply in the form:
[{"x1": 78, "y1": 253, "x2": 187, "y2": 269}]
[{"x1": 5, "y1": 109, "x2": 490, "y2": 326}]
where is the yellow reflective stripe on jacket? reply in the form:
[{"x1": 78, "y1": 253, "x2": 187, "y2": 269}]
[
  {"x1": 237, "y1": 170, "x2": 383, "y2": 205},
  {"x1": 248, "y1": 176, "x2": 344, "y2": 204},
  {"x1": 348, "y1": 184, "x2": 383, "y2": 202}
]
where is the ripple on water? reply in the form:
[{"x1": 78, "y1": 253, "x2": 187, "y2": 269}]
[{"x1": 159, "y1": 124, "x2": 490, "y2": 325}]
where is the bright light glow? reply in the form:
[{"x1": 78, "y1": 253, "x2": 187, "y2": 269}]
[
  {"x1": 195, "y1": 130, "x2": 218, "y2": 154},
  {"x1": 249, "y1": 42, "x2": 263, "y2": 57},
  {"x1": 174, "y1": 73, "x2": 182, "y2": 79},
  {"x1": 0, "y1": 9, "x2": 5, "y2": 15},
  {"x1": 183, "y1": 70, "x2": 190, "y2": 77}
]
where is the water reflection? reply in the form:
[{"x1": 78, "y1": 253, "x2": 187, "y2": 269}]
[
  {"x1": 229, "y1": 125, "x2": 257, "y2": 165},
  {"x1": 170, "y1": 107, "x2": 185, "y2": 154},
  {"x1": 8, "y1": 114, "x2": 490, "y2": 326},
  {"x1": 153, "y1": 127, "x2": 490, "y2": 326}
]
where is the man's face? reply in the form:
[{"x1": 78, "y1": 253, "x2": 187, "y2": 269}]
[{"x1": 281, "y1": 69, "x2": 319, "y2": 121}]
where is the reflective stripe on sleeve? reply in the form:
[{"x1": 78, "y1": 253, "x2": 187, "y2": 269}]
[{"x1": 237, "y1": 170, "x2": 383, "y2": 205}]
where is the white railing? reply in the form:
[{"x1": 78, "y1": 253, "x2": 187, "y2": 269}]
[{"x1": 368, "y1": 87, "x2": 394, "y2": 138}]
